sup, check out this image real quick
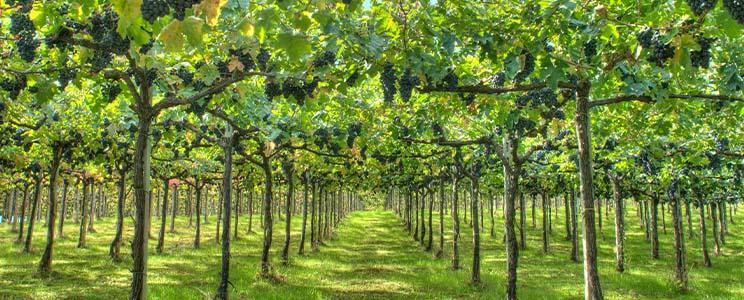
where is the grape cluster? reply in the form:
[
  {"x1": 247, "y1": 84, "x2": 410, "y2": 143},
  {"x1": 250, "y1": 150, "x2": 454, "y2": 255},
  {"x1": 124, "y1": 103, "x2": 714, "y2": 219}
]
[
  {"x1": 16, "y1": 31, "x2": 39, "y2": 62},
  {"x1": 515, "y1": 117, "x2": 536, "y2": 136},
  {"x1": 12, "y1": 128, "x2": 26, "y2": 146},
  {"x1": 65, "y1": 18, "x2": 87, "y2": 32},
  {"x1": 441, "y1": 70, "x2": 459, "y2": 89},
  {"x1": 691, "y1": 37, "x2": 715, "y2": 68},
  {"x1": 230, "y1": 48, "x2": 256, "y2": 71},
  {"x1": 176, "y1": 67, "x2": 194, "y2": 85},
  {"x1": 380, "y1": 63, "x2": 397, "y2": 103},
  {"x1": 264, "y1": 80, "x2": 282, "y2": 101},
  {"x1": 635, "y1": 27, "x2": 658, "y2": 48},
  {"x1": 724, "y1": 0, "x2": 744, "y2": 25},
  {"x1": 141, "y1": 0, "x2": 170, "y2": 23},
  {"x1": 140, "y1": 40, "x2": 155, "y2": 54},
  {"x1": 257, "y1": 48, "x2": 271, "y2": 71},
  {"x1": 89, "y1": 9, "x2": 130, "y2": 54},
  {"x1": 346, "y1": 122, "x2": 362, "y2": 147},
  {"x1": 187, "y1": 101, "x2": 206, "y2": 116},
  {"x1": 346, "y1": 71, "x2": 360, "y2": 86},
  {"x1": 134, "y1": 68, "x2": 158, "y2": 87},
  {"x1": 10, "y1": 12, "x2": 35, "y2": 35},
  {"x1": 555, "y1": 129, "x2": 570, "y2": 141},
  {"x1": 398, "y1": 68, "x2": 419, "y2": 102},
  {"x1": 491, "y1": 72, "x2": 506, "y2": 87},
  {"x1": 312, "y1": 51, "x2": 336, "y2": 68},
  {"x1": 45, "y1": 27, "x2": 73, "y2": 50},
  {"x1": 313, "y1": 127, "x2": 330, "y2": 149},
  {"x1": 103, "y1": 83, "x2": 122, "y2": 102},
  {"x1": 514, "y1": 50, "x2": 535, "y2": 83},
  {"x1": 603, "y1": 138, "x2": 618, "y2": 151},
  {"x1": 647, "y1": 42, "x2": 676, "y2": 66},
  {"x1": 282, "y1": 79, "x2": 308, "y2": 105},
  {"x1": 516, "y1": 87, "x2": 557, "y2": 109},
  {"x1": 544, "y1": 39, "x2": 555, "y2": 52},
  {"x1": 460, "y1": 93, "x2": 476, "y2": 106},
  {"x1": 635, "y1": 27, "x2": 676, "y2": 66},
  {"x1": 706, "y1": 152, "x2": 722, "y2": 170},
  {"x1": 168, "y1": 0, "x2": 200, "y2": 20},
  {"x1": 432, "y1": 122, "x2": 444, "y2": 138},
  {"x1": 633, "y1": 150, "x2": 657, "y2": 175},
  {"x1": 89, "y1": 50, "x2": 114, "y2": 73},
  {"x1": 28, "y1": 162, "x2": 41, "y2": 174},
  {"x1": 584, "y1": 39, "x2": 597, "y2": 61},
  {"x1": 1, "y1": 75, "x2": 28, "y2": 99},
  {"x1": 715, "y1": 136, "x2": 730, "y2": 152},
  {"x1": 58, "y1": 67, "x2": 77, "y2": 90},
  {"x1": 58, "y1": 3, "x2": 70, "y2": 15},
  {"x1": 686, "y1": 0, "x2": 718, "y2": 15}
]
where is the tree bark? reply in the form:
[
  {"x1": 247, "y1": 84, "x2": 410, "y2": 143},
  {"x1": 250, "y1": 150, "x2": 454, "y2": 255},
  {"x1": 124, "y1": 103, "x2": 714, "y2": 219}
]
[
  {"x1": 519, "y1": 192, "x2": 526, "y2": 250},
  {"x1": 298, "y1": 175, "x2": 309, "y2": 255},
  {"x1": 565, "y1": 192, "x2": 571, "y2": 241},
  {"x1": 427, "y1": 185, "x2": 434, "y2": 251},
  {"x1": 574, "y1": 82, "x2": 603, "y2": 299},
  {"x1": 40, "y1": 147, "x2": 63, "y2": 272},
  {"x1": 156, "y1": 179, "x2": 169, "y2": 254},
  {"x1": 77, "y1": 180, "x2": 90, "y2": 248},
  {"x1": 260, "y1": 155, "x2": 274, "y2": 277},
  {"x1": 698, "y1": 200, "x2": 711, "y2": 267},
  {"x1": 23, "y1": 175, "x2": 43, "y2": 253},
  {"x1": 711, "y1": 202, "x2": 720, "y2": 256},
  {"x1": 10, "y1": 187, "x2": 18, "y2": 233},
  {"x1": 281, "y1": 162, "x2": 294, "y2": 264},
  {"x1": 420, "y1": 189, "x2": 426, "y2": 246},
  {"x1": 215, "y1": 126, "x2": 234, "y2": 300},
  {"x1": 110, "y1": 170, "x2": 126, "y2": 261},
  {"x1": 451, "y1": 175, "x2": 460, "y2": 270},
  {"x1": 129, "y1": 119, "x2": 152, "y2": 300},
  {"x1": 718, "y1": 202, "x2": 726, "y2": 244},
  {"x1": 470, "y1": 176, "x2": 481, "y2": 284},
  {"x1": 570, "y1": 186, "x2": 579, "y2": 263},
  {"x1": 57, "y1": 179, "x2": 68, "y2": 238},
  {"x1": 87, "y1": 183, "x2": 96, "y2": 233},
  {"x1": 436, "y1": 180, "x2": 445, "y2": 258},
  {"x1": 503, "y1": 163, "x2": 520, "y2": 300},
  {"x1": 685, "y1": 201, "x2": 694, "y2": 239},
  {"x1": 247, "y1": 189, "x2": 253, "y2": 233},
  {"x1": 669, "y1": 187, "x2": 687, "y2": 289},
  {"x1": 612, "y1": 177, "x2": 624, "y2": 273},
  {"x1": 542, "y1": 191, "x2": 549, "y2": 253},
  {"x1": 216, "y1": 185, "x2": 223, "y2": 244},
  {"x1": 194, "y1": 184, "x2": 202, "y2": 249},
  {"x1": 651, "y1": 196, "x2": 660, "y2": 259},
  {"x1": 233, "y1": 187, "x2": 240, "y2": 240},
  {"x1": 414, "y1": 190, "x2": 419, "y2": 241},
  {"x1": 311, "y1": 182, "x2": 317, "y2": 250},
  {"x1": 169, "y1": 184, "x2": 177, "y2": 233},
  {"x1": 16, "y1": 182, "x2": 29, "y2": 243}
]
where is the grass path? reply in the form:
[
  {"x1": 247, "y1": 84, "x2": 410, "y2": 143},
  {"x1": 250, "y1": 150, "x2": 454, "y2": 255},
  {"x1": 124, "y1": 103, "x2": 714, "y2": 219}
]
[{"x1": 1, "y1": 208, "x2": 743, "y2": 299}]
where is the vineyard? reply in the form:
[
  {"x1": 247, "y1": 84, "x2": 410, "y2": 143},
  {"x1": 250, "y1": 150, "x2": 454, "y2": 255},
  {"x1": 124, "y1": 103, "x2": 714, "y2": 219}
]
[{"x1": 0, "y1": 0, "x2": 743, "y2": 299}]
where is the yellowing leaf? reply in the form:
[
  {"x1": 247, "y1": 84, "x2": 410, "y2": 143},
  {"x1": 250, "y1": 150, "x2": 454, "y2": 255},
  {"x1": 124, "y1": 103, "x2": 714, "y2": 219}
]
[
  {"x1": 227, "y1": 56, "x2": 244, "y2": 72},
  {"x1": 158, "y1": 20, "x2": 184, "y2": 52},
  {"x1": 112, "y1": 0, "x2": 143, "y2": 36},
  {"x1": 238, "y1": 16, "x2": 255, "y2": 36},
  {"x1": 264, "y1": 142, "x2": 276, "y2": 156},
  {"x1": 182, "y1": 17, "x2": 205, "y2": 47},
  {"x1": 195, "y1": 0, "x2": 228, "y2": 27}
]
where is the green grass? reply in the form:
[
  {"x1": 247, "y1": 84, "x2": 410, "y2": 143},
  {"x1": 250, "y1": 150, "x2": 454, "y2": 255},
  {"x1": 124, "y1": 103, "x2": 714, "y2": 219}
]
[{"x1": 1, "y1": 204, "x2": 742, "y2": 299}]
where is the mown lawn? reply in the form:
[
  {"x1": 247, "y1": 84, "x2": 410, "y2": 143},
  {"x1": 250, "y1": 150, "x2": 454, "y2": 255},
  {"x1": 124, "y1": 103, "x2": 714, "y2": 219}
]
[{"x1": 1, "y1": 203, "x2": 742, "y2": 299}]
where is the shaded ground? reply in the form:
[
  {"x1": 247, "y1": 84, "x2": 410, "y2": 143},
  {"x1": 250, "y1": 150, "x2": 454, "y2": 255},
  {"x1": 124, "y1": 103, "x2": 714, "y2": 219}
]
[{"x1": 1, "y1": 205, "x2": 743, "y2": 299}]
